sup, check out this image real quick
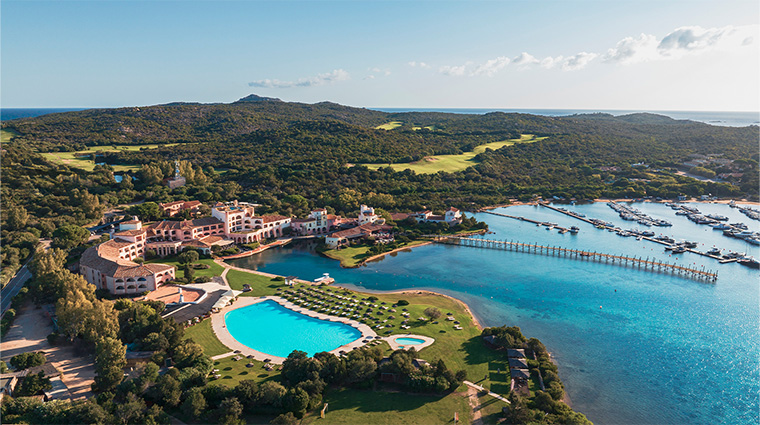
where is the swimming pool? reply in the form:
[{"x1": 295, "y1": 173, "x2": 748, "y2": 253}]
[
  {"x1": 394, "y1": 337, "x2": 425, "y2": 346},
  {"x1": 224, "y1": 300, "x2": 362, "y2": 357}
]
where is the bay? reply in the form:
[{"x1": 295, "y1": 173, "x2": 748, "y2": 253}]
[{"x1": 230, "y1": 202, "x2": 760, "y2": 425}]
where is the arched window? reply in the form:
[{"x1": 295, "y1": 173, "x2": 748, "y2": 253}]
[
  {"x1": 138, "y1": 284, "x2": 147, "y2": 289},
  {"x1": 137, "y1": 277, "x2": 147, "y2": 282},
  {"x1": 127, "y1": 285, "x2": 135, "y2": 289},
  {"x1": 115, "y1": 279, "x2": 124, "y2": 283},
  {"x1": 116, "y1": 285, "x2": 125, "y2": 290}
]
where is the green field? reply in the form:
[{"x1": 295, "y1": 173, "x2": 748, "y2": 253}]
[
  {"x1": 226, "y1": 269, "x2": 282, "y2": 293},
  {"x1": 40, "y1": 143, "x2": 182, "y2": 171},
  {"x1": 146, "y1": 257, "x2": 225, "y2": 280},
  {"x1": 302, "y1": 388, "x2": 473, "y2": 425},
  {"x1": 184, "y1": 319, "x2": 231, "y2": 357},
  {"x1": 1, "y1": 129, "x2": 19, "y2": 144},
  {"x1": 320, "y1": 240, "x2": 430, "y2": 268},
  {"x1": 364, "y1": 134, "x2": 545, "y2": 174},
  {"x1": 375, "y1": 121, "x2": 403, "y2": 130}
]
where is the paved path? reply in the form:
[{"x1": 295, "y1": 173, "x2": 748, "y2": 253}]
[
  {"x1": 210, "y1": 295, "x2": 377, "y2": 364},
  {"x1": 463, "y1": 380, "x2": 511, "y2": 405},
  {"x1": 1, "y1": 263, "x2": 32, "y2": 315},
  {"x1": 213, "y1": 259, "x2": 313, "y2": 285}
]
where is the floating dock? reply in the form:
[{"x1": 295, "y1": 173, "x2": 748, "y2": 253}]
[
  {"x1": 482, "y1": 210, "x2": 573, "y2": 233},
  {"x1": 430, "y1": 236, "x2": 718, "y2": 282}
]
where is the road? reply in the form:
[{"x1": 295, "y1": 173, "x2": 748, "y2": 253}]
[{"x1": 1, "y1": 263, "x2": 32, "y2": 315}]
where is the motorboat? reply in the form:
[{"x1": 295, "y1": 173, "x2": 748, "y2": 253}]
[{"x1": 706, "y1": 247, "x2": 722, "y2": 256}]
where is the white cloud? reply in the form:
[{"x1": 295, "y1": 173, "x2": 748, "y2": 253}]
[
  {"x1": 604, "y1": 25, "x2": 757, "y2": 64},
  {"x1": 439, "y1": 63, "x2": 469, "y2": 76},
  {"x1": 408, "y1": 61, "x2": 430, "y2": 68},
  {"x1": 561, "y1": 52, "x2": 598, "y2": 71},
  {"x1": 470, "y1": 56, "x2": 510, "y2": 76},
  {"x1": 512, "y1": 52, "x2": 540, "y2": 66},
  {"x1": 603, "y1": 33, "x2": 660, "y2": 64},
  {"x1": 369, "y1": 67, "x2": 392, "y2": 76},
  {"x1": 248, "y1": 69, "x2": 349, "y2": 88}
]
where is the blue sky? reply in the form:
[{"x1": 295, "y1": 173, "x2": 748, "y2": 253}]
[{"x1": 2, "y1": 0, "x2": 758, "y2": 110}]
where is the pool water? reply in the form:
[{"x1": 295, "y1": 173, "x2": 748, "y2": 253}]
[
  {"x1": 395, "y1": 337, "x2": 425, "y2": 346},
  {"x1": 224, "y1": 300, "x2": 362, "y2": 357}
]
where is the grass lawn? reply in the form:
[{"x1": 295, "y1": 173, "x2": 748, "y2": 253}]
[
  {"x1": 226, "y1": 269, "x2": 282, "y2": 295},
  {"x1": 184, "y1": 319, "x2": 231, "y2": 357},
  {"x1": 146, "y1": 257, "x2": 225, "y2": 280},
  {"x1": 39, "y1": 143, "x2": 190, "y2": 172},
  {"x1": 321, "y1": 240, "x2": 431, "y2": 268},
  {"x1": 301, "y1": 388, "x2": 472, "y2": 425},
  {"x1": 363, "y1": 134, "x2": 545, "y2": 174},
  {"x1": 375, "y1": 121, "x2": 404, "y2": 130}
]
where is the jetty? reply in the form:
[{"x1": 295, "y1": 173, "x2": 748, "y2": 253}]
[
  {"x1": 482, "y1": 210, "x2": 573, "y2": 233},
  {"x1": 537, "y1": 203, "x2": 742, "y2": 262},
  {"x1": 429, "y1": 236, "x2": 718, "y2": 282}
]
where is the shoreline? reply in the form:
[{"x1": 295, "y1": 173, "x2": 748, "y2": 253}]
[{"x1": 477, "y1": 197, "x2": 760, "y2": 211}]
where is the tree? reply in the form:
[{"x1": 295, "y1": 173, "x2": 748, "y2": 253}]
[
  {"x1": 178, "y1": 250, "x2": 199, "y2": 265},
  {"x1": 93, "y1": 337, "x2": 126, "y2": 392},
  {"x1": 218, "y1": 397, "x2": 244, "y2": 425},
  {"x1": 182, "y1": 387, "x2": 207, "y2": 420},
  {"x1": 283, "y1": 387, "x2": 309, "y2": 418},
  {"x1": 155, "y1": 374, "x2": 181, "y2": 407},
  {"x1": 423, "y1": 307, "x2": 442, "y2": 320},
  {"x1": 52, "y1": 225, "x2": 90, "y2": 249},
  {"x1": 271, "y1": 412, "x2": 299, "y2": 425},
  {"x1": 129, "y1": 202, "x2": 161, "y2": 222},
  {"x1": 6, "y1": 204, "x2": 29, "y2": 230},
  {"x1": 259, "y1": 381, "x2": 286, "y2": 406},
  {"x1": 173, "y1": 340, "x2": 205, "y2": 368},
  {"x1": 15, "y1": 371, "x2": 52, "y2": 396},
  {"x1": 9, "y1": 352, "x2": 46, "y2": 370}
]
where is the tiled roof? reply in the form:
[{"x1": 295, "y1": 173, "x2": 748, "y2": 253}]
[
  {"x1": 260, "y1": 215, "x2": 289, "y2": 223},
  {"x1": 328, "y1": 224, "x2": 392, "y2": 240},
  {"x1": 391, "y1": 213, "x2": 411, "y2": 221},
  {"x1": 114, "y1": 229, "x2": 146, "y2": 237},
  {"x1": 80, "y1": 239, "x2": 173, "y2": 279},
  {"x1": 291, "y1": 218, "x2": 315, "y2": 223},
  {"x1": 446, "y1": 207, "x2": 460, "y2": 212}
]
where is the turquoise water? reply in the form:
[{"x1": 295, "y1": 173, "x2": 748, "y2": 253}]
[
  {"x1": 230, "y1": 202, "x2": 759, "y2": 424},
  {"x1": 395, "y1": 337, "x2": 425, "y2": 345},
  {"x1": 224, "y1": 300, "x2": 362, "y2": 357}
]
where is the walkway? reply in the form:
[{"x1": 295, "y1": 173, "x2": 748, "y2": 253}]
[
  {"x1": 1, "y1": 263, "x2": 32, "y2": 315},
  {"x1": 463, "y1": 380, "x2": 511, "y2": 405}
]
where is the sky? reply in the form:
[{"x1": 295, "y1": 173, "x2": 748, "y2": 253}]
[{"x1": 1, "y1": 0, "x2": 758, "y2": 111}]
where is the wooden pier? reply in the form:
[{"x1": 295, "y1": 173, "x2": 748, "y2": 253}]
[
  {"x1": 431, "y1": 236, "x2": 718, "y2": 282},
  {"x1": 483, "y1": 210, "x2": 572, "y2": 233}
]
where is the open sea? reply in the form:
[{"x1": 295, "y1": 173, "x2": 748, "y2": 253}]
[
  {"x1": 2, "y1": 107, "x2": 758, "y2": 127},
  {"x1": 230, "y1": 202, "x2": 760, "y2": 425}
]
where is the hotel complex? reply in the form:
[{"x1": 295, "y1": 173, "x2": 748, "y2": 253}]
[{"x1": 80, "y1": 201, "x2": 462, "y2": 294}]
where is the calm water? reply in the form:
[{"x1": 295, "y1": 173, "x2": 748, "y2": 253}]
[
  {"x1": 230, "y1": 202, "x2": 759, "y2": 425},
  {"x1": 374, "y1": 108, "x2": 760, "y2": 127},
  {"x1": 224, "y1": 299, "x2": 361, "y2": 358},
  {"x1": 1, "y1": 108, "x2": 89, "y2": 121}
]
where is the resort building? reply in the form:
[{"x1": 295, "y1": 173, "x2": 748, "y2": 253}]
[
  {"x1": 325, "y1": 224, "x2": 393, "y2": 248},
  {"x1": 291, "y1": 208, "x2": 348, "y2": 235},
  {"x1": 411, "y1": 207, "x2": 463, "y2": 225},
  {"x1": 358, "y1": 204, "x2": 383, "y2": 225},
  {"x1": 159, "y1": 200, "x2": 203, "y2": 217},
  {"x1": 212, "y1": 200, "x2": 291, "y2": 243},
  {"x1": 80, "y1": 220, "x2": 175, "y2": 295}
]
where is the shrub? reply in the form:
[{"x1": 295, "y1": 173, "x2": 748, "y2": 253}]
[
  {"x1": 10, "y1": 352, "x2": 46, "y2": 370},
  {"x1": 396, "y1": 299, "x2": 409, "y2": 306},
  {"x1": 194, "y1": 276, "x2": 212, "y2": 283}
]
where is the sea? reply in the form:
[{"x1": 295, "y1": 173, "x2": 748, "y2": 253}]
[
  {"x1": 2, "y1": 107, "x2": 759, "y2": 127},
  {"x1": 229, "y1": 202, "x2": 760, "y2": 425}
]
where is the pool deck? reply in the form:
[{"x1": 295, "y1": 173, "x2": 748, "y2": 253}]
[
  {"x1": 382, "y1": 334, "x2": 436, "y2": 351},
  {"x1": 210, "y1": 295, "x2": 378, "y2": 364}
]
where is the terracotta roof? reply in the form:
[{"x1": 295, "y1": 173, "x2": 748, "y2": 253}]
[
  {"x1": 446, "y1": 207, "x2": 460, "y2": 212},
  {"x1": 159, "y1": 201, "x2": 185, "y2": 209},
  {"x1": 328, "y1": 224, "x2": 392, "y2": 240},
  {"x1": 122, "y1": 220, "x2": 140, "y2": 224},
  {"x1": 313, "y1": 208, "x2": 327, "y2": 212},
  {"x1": 260, "y1": 215, "x2": 289, "y2": 223},
  {"x1": 391, "y1": 213, "x2": 410, "y2": 221},
  {"x1": 80, "y1": 239, "x2": 173, "y2": 279},
  {"x1": 114, "y1": 229, "x2": 146, "y2": 237},
  {"x1": 183, "y1": 200, "x2": 202, "y2": 208},
  {"x1": 199, "y1": 235, "x2": 226, "y2": 244},
  {"x1": 326, "y1": 214, "x2": 341, "y2": 220},
  {"x1": 148, "y1": 217, "x2": 223, "y2": 231},
  {"x1": 427, "y1": 215, "x2": 445, "y2": 221}
]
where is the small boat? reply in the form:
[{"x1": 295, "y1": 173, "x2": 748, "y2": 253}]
[
  {"x1": 683, "y1": 241, "x2": 698, "y2": 248},
  {"x1": 711, "y1": 223, "x2": 731, "y2": 230},
  {"x1": 671, "y1": 246, "x2": 687, "y2": 254},
  {"x1": 675, "y1": 210, "x2": 689, "y2": 216},
  {"x1": 723, "y1": 251, "x2": 746, "y2": 259},
  {"x1": 706, "y1": 214, "x2": 729, "y2": 221},
  {"x1": 642, "y1": 231, "x2": 655, "y2": 237},
  {"x1": 706, "y1": 247, "x2": 722, "y2": 256},
  {"x1": 746, "y1": 238, "x2": 760, "y2": 246},
  {"x1": 729, "y1": 200, "x2": 737, "y2": 208},
  {"x1": 569, "y1": 226, "x2": 580, "y2": 234},
  {"x1": 738, "y1": 257, "x2": 760, "y2": 269}
]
